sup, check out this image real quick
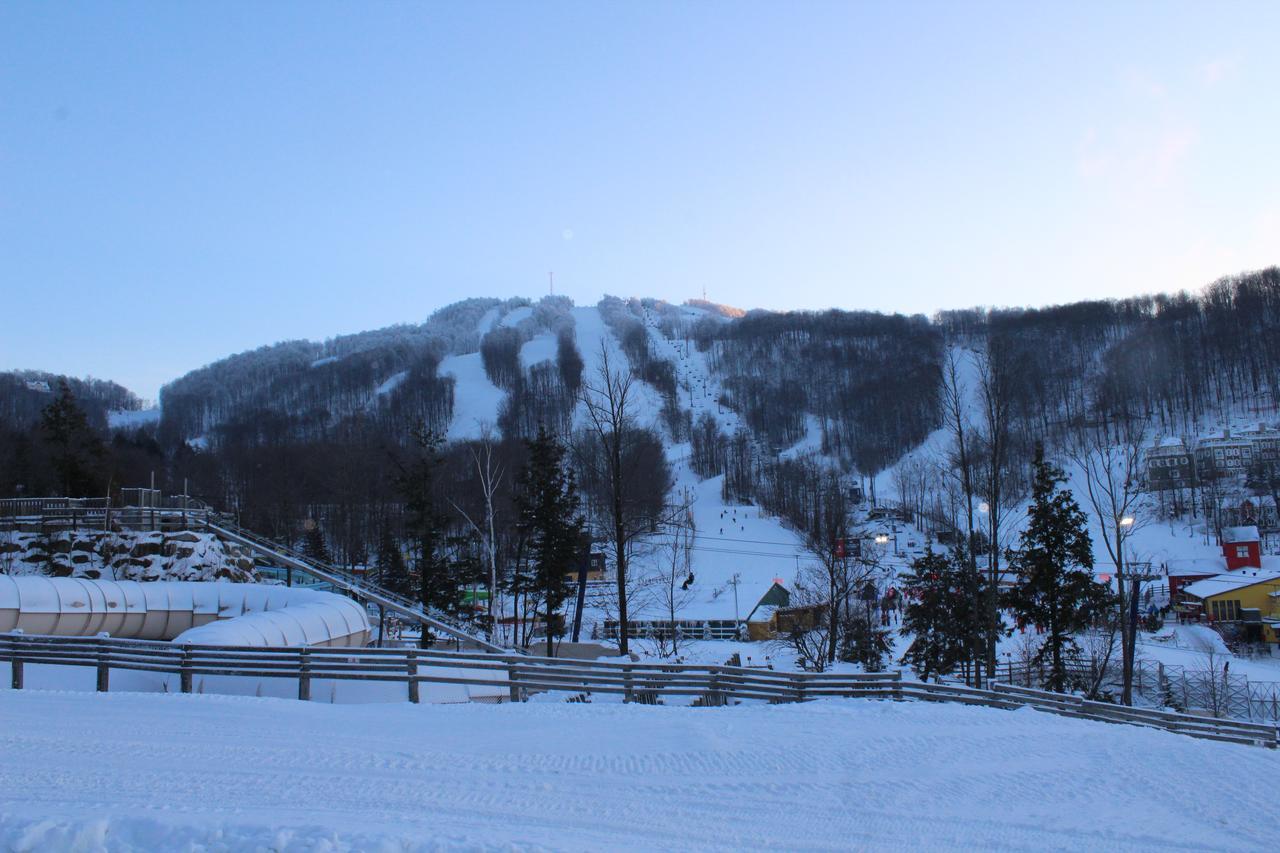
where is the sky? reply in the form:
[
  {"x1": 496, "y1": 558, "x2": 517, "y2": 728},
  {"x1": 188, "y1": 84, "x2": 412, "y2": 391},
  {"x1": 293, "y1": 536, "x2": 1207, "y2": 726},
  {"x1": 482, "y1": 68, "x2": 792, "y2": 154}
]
[{"x1": 2, "y1": 1, "x2": 1278, "y2": 402}]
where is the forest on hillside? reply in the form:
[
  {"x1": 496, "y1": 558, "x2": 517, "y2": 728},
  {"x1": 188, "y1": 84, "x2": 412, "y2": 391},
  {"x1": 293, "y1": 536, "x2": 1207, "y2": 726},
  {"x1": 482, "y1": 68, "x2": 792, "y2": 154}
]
[{"x1": 2, "y1": 268, "x2": 1279, "y2": 606}]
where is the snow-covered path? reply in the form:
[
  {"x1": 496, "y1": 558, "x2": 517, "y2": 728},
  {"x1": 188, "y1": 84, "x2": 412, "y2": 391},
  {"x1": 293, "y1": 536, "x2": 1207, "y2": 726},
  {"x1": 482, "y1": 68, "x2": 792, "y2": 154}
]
[{"x1": 1, "y1": 690, "x2": 1275, "y2": 851}]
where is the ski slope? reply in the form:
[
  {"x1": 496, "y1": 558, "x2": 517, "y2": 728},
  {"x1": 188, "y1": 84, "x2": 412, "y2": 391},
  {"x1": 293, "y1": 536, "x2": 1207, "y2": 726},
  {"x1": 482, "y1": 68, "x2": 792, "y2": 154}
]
[
  {"x1": 1, "y1": 689, "x2": 1274, "y2": 851},
  {"x1": 439, "y1": 351, "x2": 505, "y2": 440}
]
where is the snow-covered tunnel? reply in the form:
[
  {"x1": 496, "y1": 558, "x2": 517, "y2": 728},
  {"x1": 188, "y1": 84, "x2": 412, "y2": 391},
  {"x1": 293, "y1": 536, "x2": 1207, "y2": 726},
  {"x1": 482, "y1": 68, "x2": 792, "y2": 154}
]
[{"x1": 0, "y1": 577, "x2": 371, "y2": 647}]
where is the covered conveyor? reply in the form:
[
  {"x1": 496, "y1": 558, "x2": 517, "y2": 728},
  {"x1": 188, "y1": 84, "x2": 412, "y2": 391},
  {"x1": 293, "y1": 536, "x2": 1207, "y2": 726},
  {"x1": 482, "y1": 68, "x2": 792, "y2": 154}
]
[{"x1": 0, "y1": 577, "x2": 370, "y2": 647}]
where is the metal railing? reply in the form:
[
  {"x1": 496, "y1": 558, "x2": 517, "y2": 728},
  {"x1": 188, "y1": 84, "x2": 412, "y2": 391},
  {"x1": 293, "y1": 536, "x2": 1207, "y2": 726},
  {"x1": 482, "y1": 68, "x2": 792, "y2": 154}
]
[
  {"x1": 0, "y1": 499, "x2": 510, "y2": 654},
  {"x1": 203, "y1": 520, "x2": 512, "y2": 653},
  {"x1": 1, "y1": 632, "x2": 1274, "y2": 748},
  {"x1": 0, "y1": 497, "x2": 213, "y2": 532}
]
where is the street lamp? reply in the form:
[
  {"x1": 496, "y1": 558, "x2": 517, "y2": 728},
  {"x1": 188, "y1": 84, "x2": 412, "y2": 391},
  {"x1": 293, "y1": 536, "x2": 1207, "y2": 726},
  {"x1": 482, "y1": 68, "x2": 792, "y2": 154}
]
[{"x1": 1120, "y1": 516, "x2": 1135, "y2": 528}]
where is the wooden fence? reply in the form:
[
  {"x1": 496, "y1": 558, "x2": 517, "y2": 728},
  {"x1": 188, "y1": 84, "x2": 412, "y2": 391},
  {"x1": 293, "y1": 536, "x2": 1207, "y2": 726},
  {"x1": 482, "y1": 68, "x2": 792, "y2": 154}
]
[{"x1": 0, "y1": 632, "x2": 1274, "y2": 748}]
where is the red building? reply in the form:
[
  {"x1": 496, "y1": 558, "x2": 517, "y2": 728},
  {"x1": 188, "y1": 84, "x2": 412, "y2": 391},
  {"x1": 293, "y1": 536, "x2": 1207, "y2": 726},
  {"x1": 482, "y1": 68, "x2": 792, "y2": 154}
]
[{"x1": 1222, "y1": 525, "x2": 1262, "y2": 571}]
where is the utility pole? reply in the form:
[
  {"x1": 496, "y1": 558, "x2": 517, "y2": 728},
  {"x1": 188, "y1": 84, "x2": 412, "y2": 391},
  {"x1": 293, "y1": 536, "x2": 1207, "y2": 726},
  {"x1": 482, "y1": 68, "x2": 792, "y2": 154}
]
[{"x1": 729, "y1": 573, "x2": 741, "y2": 638}]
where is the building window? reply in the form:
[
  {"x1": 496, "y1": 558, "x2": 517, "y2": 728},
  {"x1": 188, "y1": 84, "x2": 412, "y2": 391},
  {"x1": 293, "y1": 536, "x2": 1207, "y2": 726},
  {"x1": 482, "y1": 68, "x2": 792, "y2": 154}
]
[
  {"x1": 1236, "y1": 546, "x2": 1250, "y2": 558},
  {"x1": 1210, "y1": 600, "x2": 1241, "y2": 621}
]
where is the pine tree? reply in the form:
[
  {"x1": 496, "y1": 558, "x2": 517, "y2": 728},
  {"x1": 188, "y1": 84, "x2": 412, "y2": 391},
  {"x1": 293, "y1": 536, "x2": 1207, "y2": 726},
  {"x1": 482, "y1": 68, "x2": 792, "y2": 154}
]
[
  {"x1": 374, "y1": 522, "x2": 413, "y2": 598},
  {"x1": 1004, "y1": 445, "x2": 1111, "y2": 693},
  {"x1": 396, "y1": 427, "x2": 463, "y2": 632},
  {"x1": 515, "y1": 428, "x2": 585, "y2": 656},
  {"x1": 40, "y1": 380, "x2": 105, "y2": 497},
  {"x1": 899, "y1": 548, "x2": 986, "y2": 681},
  {"x1": 303, "y1": 523, "x2": 331, "y2": 564}
]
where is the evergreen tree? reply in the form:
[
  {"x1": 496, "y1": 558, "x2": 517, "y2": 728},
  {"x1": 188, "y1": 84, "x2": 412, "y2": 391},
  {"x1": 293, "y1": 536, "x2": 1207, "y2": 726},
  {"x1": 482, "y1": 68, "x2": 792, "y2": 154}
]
[
  {"x1": 515, "y1": 428, "x2": 585, "y2": 656},
  {"x1": 39, "y1": 380, "x2": 105, "y2": 497},
  {"x1": 840, "y1": 604, "x2": 892, "y2": 672},
  {"x1": 374, "y1": 522, "x2": 413, "y2": 598},
  {"x1": 899, "y1": 548, "x2": 987, "y2": 681},
  {"x1": 1004, "y1": 445, "x2": 1111, "y2": 692},
  {"x1": 303, "y1": 523, "x2": 331, "y2": 564},
  {"x1": 396, "y1": 427, "x2": 463, "y2": 633}
]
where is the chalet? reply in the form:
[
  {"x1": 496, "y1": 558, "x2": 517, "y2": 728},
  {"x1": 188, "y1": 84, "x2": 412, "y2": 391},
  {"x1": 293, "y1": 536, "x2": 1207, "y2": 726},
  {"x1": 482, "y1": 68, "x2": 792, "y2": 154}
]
[
  {"x1": 1181, "y1": 563, "x2": 1280, "y2": 643},
  {"x1": 1222, "y1": 526, "x2": 1262, "y2": 571},
  {"x1": 605, "y1": 579, "x2": 791, "y2": 642},
  {"x1": 1166, "y1": 527, "x2": 1262, "y2": 598},
  {"x1": 1195, "y1": 431, "x2": 1257, "y2": 479},
  {"x1": 1239, "y1": 424, "x2": 1280, "y2": 464},
  {"x1": 1146, "y1": 437, "x2": 1195, "y2": 491},
  {"x1": 1165, "y1": 559, "x2": 1224, "y2": 600},
  {"x1": 1219, "y1": 496, "x2": 1279, "y2": 532}
]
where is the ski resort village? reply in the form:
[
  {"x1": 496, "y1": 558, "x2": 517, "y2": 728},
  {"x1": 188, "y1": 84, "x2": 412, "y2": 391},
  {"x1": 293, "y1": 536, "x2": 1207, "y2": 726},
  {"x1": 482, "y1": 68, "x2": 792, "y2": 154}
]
[{"x1": 5, "y1": 3, "x2": 1280, "y2": 850}]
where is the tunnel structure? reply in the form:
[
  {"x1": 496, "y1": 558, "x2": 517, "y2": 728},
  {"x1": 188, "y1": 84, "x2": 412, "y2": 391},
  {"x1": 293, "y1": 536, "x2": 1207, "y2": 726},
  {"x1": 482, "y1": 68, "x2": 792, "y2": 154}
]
[{"x1": 0, "y1": 576, "x2": 371, "y2": 647}]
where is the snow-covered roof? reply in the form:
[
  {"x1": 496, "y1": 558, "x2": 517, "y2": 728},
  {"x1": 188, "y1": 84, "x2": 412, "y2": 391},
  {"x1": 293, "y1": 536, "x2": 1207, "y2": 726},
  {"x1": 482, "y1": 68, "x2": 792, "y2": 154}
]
[
  {"x1": 0, "y1": 577, "x2": 370, "y2": 647},
  {"x1": 1182, "y1": 562, "x2": 1280, "y2": 599},
  {"x1": 1222, "y1": 526, "x2": 1260, "y2": 544},
  {"x1": 1166, "y1": 558, "x2": 1225, "y2": 577}
]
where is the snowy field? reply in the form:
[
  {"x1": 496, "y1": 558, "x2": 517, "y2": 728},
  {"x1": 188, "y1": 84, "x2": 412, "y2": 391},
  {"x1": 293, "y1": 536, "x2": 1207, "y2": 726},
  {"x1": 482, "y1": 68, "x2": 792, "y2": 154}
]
[{"x1": 2, "y1": 691, "x2": 1277, "y2": 852}]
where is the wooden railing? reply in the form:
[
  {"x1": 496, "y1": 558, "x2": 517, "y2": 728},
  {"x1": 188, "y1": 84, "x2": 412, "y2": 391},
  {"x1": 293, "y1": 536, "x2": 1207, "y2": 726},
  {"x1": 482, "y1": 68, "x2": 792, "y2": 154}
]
[
  {"x1": 0, "y1": 498, "x2": 213, "y2": 532},
  {"x1": 1, "y1": 632, "x2": 1274, "y2": 748}
]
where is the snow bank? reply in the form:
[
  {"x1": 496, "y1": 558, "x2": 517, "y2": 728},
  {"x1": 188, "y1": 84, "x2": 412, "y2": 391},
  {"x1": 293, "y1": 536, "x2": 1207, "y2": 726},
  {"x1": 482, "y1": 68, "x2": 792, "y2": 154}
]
[{"x1": 0, "y1": 691, "x2": 1274, "y2": 851}]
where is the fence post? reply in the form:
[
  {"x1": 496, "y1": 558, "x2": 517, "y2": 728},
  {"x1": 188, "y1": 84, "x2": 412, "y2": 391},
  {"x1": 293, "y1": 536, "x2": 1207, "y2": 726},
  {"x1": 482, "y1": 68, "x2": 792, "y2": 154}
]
[
  {"x1": 507, "y1": 660, "x2": 522, "y2": 703},
  {"x1": 8, "y1": 630, "x2": 22, "y2": 690},
  {"x1": 180, "y1": 644, "x2": 193, "y2": 694},
  {"x1": 891, "y1": 670, "x2": 903, "y2": 701},
  {"x1": 298, "y1": 647, "x2": 311, "y2": 701},
  {"x1": 794, "y1": 672, "x2": 806, "y2": 703},
  {"x1": 622, "y1": 663, "x2": 634, "y2": 703},
  {"x1": 95, "y1": 633, "x2": 110, "y2": 693},
  {"x1": 707, "y1": 665, "x2": 723, "y2": 707},
  {"x1": 406, "y1": 649, "x2": 420, "y2": 704}
]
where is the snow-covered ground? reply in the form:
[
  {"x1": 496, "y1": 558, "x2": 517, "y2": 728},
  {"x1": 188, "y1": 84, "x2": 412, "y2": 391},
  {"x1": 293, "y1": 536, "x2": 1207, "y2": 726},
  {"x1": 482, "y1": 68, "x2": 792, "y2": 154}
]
[
  {"x1": 106, "y1": 407, "x2": 160, "y2": 430},
  {"x1": 2, "y1": 689, "x2": 1275, "y2": 851}
]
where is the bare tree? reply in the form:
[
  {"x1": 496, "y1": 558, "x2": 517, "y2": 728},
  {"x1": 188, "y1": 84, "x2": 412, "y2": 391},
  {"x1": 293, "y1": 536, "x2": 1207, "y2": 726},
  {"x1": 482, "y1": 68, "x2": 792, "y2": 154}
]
[
  {"x1": 772, "y1": 569, "x2": 834, "y2": 672},
  {"x1": 449, "y1": 425, "x2": 505, "y2": 641},
  {"x1": 938, "y1": 348, "x2": 986, "y2": 685},
  {"x1": 649, "y1": 516, "x2": 696, "y2": 658},
  {"x1": 1068, "y1": 419, "x2": 1149, "y2": 705},
  {"x1": 974, "y1": 343, "x2": 1023, "y2": 677},
  {"x1": 796, "y1": 476, "x2": 861, "y2": 665},
  {"x1": 1191, "y1": 634, "x2": 1229, "y2": 717},
  {"x1": 578, "y1": 343, "x2": 674, "y2": 656},
  {"x1": 1079, "y1": 617, "x2": 1121, "y2": 699}
]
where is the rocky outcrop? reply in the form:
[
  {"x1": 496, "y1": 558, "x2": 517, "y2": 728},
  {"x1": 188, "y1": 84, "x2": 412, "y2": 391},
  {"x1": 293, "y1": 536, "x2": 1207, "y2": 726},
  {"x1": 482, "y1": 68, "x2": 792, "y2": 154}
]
[{"x1": 0, "y1": 531, "x2": 257, "y2": 583}]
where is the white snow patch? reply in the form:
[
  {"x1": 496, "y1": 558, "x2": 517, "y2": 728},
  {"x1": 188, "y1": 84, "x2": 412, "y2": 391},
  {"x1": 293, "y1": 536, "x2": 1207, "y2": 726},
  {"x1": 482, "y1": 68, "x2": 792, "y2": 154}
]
[
  {"x1": 375, "y1": 370, "x2": 408, "y2": 396},
  {"x1": 499, "y1": 305, "x2": 533, "y2": 327},
  {"x1": 107, "y1": 408, "x2": 160, "y2": 429},
  {"x1": 440, "y1": 352, "x2": 505, "y2": 440},
  {"x1": 520, "y1": 330, "x2": 558, "y2": 368}
]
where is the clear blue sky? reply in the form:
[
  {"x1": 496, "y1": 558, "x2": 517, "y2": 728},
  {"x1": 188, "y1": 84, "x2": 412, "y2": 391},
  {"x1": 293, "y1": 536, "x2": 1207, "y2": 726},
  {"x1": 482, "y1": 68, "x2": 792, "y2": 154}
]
[{"x1": 2, "y1": 2, "x2": 1278, "y2": 401}]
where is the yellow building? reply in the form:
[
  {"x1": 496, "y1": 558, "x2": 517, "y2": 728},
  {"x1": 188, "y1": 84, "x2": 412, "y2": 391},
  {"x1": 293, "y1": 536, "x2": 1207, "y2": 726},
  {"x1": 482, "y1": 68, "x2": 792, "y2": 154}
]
[{"x1": 1182, "y1": 565, "x2": 1280, "y2": 643}]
